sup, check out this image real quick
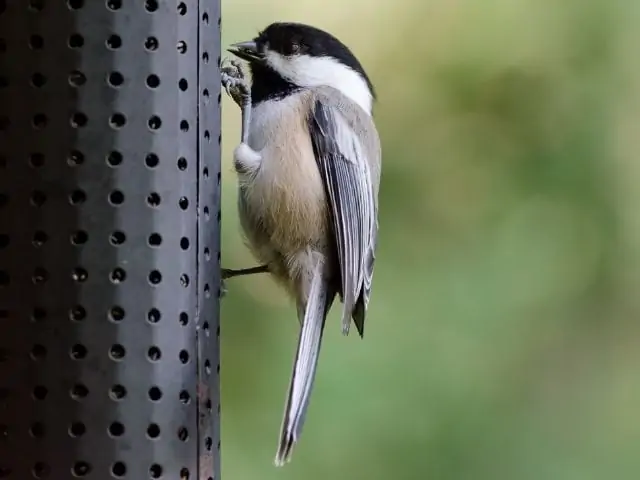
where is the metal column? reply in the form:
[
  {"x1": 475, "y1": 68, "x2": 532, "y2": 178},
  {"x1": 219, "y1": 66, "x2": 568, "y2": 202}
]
[{"x1": 0, "y1": 0, "x2": 222, "y2": 478}]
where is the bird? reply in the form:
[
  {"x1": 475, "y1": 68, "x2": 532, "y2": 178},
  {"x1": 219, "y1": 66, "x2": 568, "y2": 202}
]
[{"x1": 220, "y1": 21, "x2": 382, "y2": 466}]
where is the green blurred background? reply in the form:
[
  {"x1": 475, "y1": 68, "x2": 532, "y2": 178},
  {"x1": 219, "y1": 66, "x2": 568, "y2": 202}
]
[{"x1": 218, "y1": 1, "x2": 640, "y2": 478}]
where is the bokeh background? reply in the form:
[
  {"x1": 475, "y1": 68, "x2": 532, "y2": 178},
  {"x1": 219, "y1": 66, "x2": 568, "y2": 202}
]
[{"x1": 219, "y1": 1, "x2": 640, "y2": 478}]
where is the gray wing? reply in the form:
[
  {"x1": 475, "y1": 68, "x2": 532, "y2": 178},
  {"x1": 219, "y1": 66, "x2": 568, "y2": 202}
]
[{"x1": 308, "y1": 95, "x2": 380, "y2": 337}]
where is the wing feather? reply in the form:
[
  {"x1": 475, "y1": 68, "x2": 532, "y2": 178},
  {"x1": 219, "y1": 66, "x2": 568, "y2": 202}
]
[{"x1": 308, "y1": 97, "x2": 378, "y2": 337}]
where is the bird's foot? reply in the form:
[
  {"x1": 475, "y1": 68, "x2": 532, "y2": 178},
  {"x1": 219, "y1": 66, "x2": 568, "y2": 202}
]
[{"x1": 221, "y1": 58, "x2": 250, "y2": 109}]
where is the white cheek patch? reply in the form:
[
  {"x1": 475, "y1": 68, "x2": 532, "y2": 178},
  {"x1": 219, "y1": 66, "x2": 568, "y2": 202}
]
[{"x1": 265, "y1": 51, "x2": 372, "y2": 115}]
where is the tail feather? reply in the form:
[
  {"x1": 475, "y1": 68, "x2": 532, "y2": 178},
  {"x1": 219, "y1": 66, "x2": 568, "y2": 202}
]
[{"x1": 274, "y1": 264, "x2": 335, "y2": 466}]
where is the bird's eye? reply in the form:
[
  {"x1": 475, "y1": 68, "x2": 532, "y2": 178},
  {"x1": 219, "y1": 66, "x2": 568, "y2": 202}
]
[{"x1": 290, "y1": 43, "x2": 300, "y2": 54}]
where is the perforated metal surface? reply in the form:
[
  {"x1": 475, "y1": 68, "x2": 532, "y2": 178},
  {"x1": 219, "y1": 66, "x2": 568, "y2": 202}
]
[{"x1": 0, "y1": 1, "x2": 221, "y2": 478}]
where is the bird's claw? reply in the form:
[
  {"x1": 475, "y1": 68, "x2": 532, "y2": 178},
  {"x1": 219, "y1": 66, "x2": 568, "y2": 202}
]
[{"x1": 221, "y1": 58, "x2": 250, "y2": 108}]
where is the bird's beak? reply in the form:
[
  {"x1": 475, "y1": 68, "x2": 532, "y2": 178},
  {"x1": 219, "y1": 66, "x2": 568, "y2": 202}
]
[{"x1": 227, "y1": 41, "x2": 264, "y2": 63}]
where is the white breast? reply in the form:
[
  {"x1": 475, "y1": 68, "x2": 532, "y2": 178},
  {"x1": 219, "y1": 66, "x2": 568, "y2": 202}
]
[
  {"x1": 247, "y1": 95, "x2": 302, "y2": 151},
  {"x1": 238, "y1": 94, "x2": 329, "y2": 252}
]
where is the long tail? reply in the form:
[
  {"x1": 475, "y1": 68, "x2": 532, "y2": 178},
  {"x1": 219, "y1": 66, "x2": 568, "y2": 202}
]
[{"x1": 274, "y1": 263, "x2": 335, "y2": 466}]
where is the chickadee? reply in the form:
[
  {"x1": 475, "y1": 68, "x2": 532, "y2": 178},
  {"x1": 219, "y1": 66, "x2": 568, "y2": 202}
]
[{"x1": 221, "y1": 22, "x2": 381, "y2": 466}]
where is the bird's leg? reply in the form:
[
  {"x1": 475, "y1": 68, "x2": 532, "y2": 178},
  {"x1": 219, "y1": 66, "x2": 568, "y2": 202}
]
[
  {"x1": 219, "y1": 265, "x2": 270, "y2": 297},
  {"x1": 221, "y1": 58, "x2": 261, "y2": 175},
  {"x1": 221, "y1": 58, "x2": 252, "y2": 143},
  {"x1": 222, "y1": 265, "x2": 270, "y2": 279}
]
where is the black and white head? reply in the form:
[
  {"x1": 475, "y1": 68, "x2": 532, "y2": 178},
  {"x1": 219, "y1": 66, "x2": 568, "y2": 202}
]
[{"x1": 228, "y1": 22, "x2": 376, "y2": 115}]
